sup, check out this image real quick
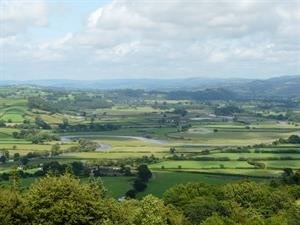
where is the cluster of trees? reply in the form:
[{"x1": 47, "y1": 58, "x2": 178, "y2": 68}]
[
  {"x1": 28, "y1": 96, "x2": 58, "y2": 113},
  {"x1": 254, "y1": 149, "x2": 300, "y2": 154},
  {"x1": 172, "y1": 107, "x2": 188, "y2": 117},
  {"x1": 126, "y1": 165, "x2": 152, "y2": 198},
  {"x1": 131, "y1": 155, "x2": 159, "y2": 165},
  {"x1": 247, "y1": 160, "x2": 266, "y2": 169},
  {"x1": 267, "y1": 113, "x2": 288, "y2": 121},
  {"x1": 0, "y1": 161, "x2": 89, "y2": 182},
  {"x1": 0, "y1": 160, "x2": 133, "y2": 183},
  {"x1": 78, "y1": 138, "x2": 98, "y2": 152},
  {"x1": 224, "y1": 148, "x2": 251, "y2": 153},
  {"x1": 164, "y1": 180, "x2": 300, "y2": 225},
  {"x1": 166, "y1": 89, "x2": 236, "y2": 101},
  {"x1": 273, "y1": 135, "x2": 300, "y2": 145},
  {"x1": 215, "y1": 105, "x2": 242, "y2": 116},
  {"x1": 27, "y1": 93, "x2": 112, "y2": 115},
  {"x1": 7, "y1": 116, "x2": 50, "y2": 130},
  {"x1": 12, "y1": 129, "x2": 59, "y2": 144},
  {"x1": 89, "y1": 155, "x2": 159, "y2": 168},
  {"x1": 287, "y1": 135, "x2": 300, "y2": 144},
  {"x1": 57, "y1": 123, "x2": 121, "y2": 132},
  {"x1": 57, "y1": 118, "x2": 69, "y2": 129},
  {"x1": 281, "y1": 168, "x2": 300, "y2": 184},
  {"x1": 40, "y1": 161, "x2": 89, "y2": 177},
  {"x1": 0, "y1": 150, "x2": 9, "y2": 163},
  {"x1": 1, "y1": 145, "x2": 70, "y2": 166},
  {"x1": 256, "y1": 112, "x2": 288, "y2": 121},
  {"x1": 13, "y1": 151, "x2": 53, "y2": 166},
  {"x1": 0, "y1": 151, "x2": 41, "y2": 165},
  {"x1": 151, "y1": 101, "x2": 170, "y2": 110},
  {"x1": 0, "y1": 169, "x2": 38, "y2": 182},
  {"x1": 34, "y1": 116, "x2": 51, "y2": 129},
  {"x1": 67, "y1": 139, "x2": 98, "y2": 152},
  {"x1": 55, "y1": 94, "x2": 113, "y2": 111},
  {"x1": 1, "y1": 173, "x2": 299, "y2": 225},
  {"x1": 286, "y1": 111, "x2": 300, "y2": 122},
  {"x1": 240, "y1": 156, "x2": 295, "y2": 161},
  {"x1": 167, "y1": 152, "x2": 296, "y2": 164},
  {"x1": 168, "y1": 154, "x2": 231, "y2": 161}
]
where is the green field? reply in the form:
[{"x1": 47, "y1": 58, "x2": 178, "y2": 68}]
[
  {"x1": 140, "y1": 171, "x2": 266, "y2": 197},
  {"x1": 149, "y1": 160, "x2": 252, "y2": 169},
  {"x1": 0, "y1": 171, "x2": 265, "y2": 198},
  {"x1": 168, "y1": 129, "x2": 300, "y2": 145}
]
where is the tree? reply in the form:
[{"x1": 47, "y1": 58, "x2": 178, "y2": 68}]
[
  {"x1": 0, "y1": 188, "x2": 30, "y2": 225},
  {"x1": 29, "y1": 133, "x2": 44, "y2": 144},
  {"x1": 0, "y1": 119, "x2": 5, "y2": 127},
  {"x1": 51, "y1": 143, "x2": 61, "y2": 156},
  {"x1": 90, "y1": 116, "x2": 95, "y2": 124},
  {"x1": 78, "y1": 139, "x2": 97, "y2": 152},
  {"x1": 133, "y1": 179, "x2": 147, "y2": 192},
  {"x1": 27, "y1": 96, "x2": 58, "y2": 113},
  {"x1": 137, "y1": 164, "x2": 152, "y2": 182},
  {"x1": 58, "y1": 118, "x2": 69, "y2": 129},
  {"x1": 164, "y1": 182, "x2": 219, "y2": 208},
  {"x1": 35, "y1": 116, "x2": 51, "y2": 129},
  {"x1": 125, "y1": 189, "x2": 137, "y2": 199},
  {"x1": 173, "y1": 107, "x2": 188, "y2": 117},
  {"x1": 20, "y1": 156, "x2": 29, "y2": 166},
  {"x1": 25, "y1": 174, "x2": 123, "y2": 225},
  {"x1": 121, "y1": 165, "x2": 132, "y2": 176},
  {"x1": 164, "y1": 182, "x2": 223, "y2": 224},
  {"x1": 123, "y1": 195, "x2": 189, "y2": 225},
  {"x1": 287, "y1": 135, "x2": 300, "y2": 144},
  {"x1": 293, "y1": 169, "x2": 300, "y2": 184},
  {"x1": 0, "y1": 155, "x2": 6, "y2": 163},
  {"x1": 13, "y1": 153, "x2": 20, "y2": 162},
  {"x1": 71, "y1": 161, "x2": 84, "y2": 176},
  {"x1": 222, "y1": 181, "x2": 293, "y2": 216},
  {"x1": 9, "y1": 168, "x2": 21, "y2": 192},
  {"x1": 170, "y1": 147, "x2": 176, "y2": 154},
  {"x1": 183, "y1": 197, "x2": 225, "y2": 224},
  {"x1": 201, "y1": 214, "x2": 226, "y2": 225},
  {"x1": 281, "y1": 168, "x2": 300, "y2": 184},
  {"x1": 215, "y1": 105, "x2": 242, "y2": 116},
  {"x1": 42, "y1": 161, "x2": 67, "y2": 175},
  {"x1": 0, "y1": 150, "x2": 9, "y2": 163}
]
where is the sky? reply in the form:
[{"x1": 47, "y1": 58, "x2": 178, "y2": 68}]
[{"x1": 0, "y1": 0, "x2": 299, "y2": 80}]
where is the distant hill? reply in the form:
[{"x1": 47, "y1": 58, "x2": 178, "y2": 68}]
[
  {"x1": 240, "y1": 76, "x2": 300, "y2": 97},
  {"x1": 166, "y1": 88, "x2": 238, "y2": 101},
  {"x1": 0, "y1": 78, "x2": 250, "y2": 90},
  {"x1": 1, "y1": 75, "x2": 299, "y2": 98}
]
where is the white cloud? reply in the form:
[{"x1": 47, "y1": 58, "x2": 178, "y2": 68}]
[
  {"x1": 78, "y1": 0, "x2": 300, "y2": 63},
  {"x1": 0, "y1": 0, "x2": 48, "y2": 37},
  {"x1": 1, "y1": 0, "x2": 299, "y2": 79}
]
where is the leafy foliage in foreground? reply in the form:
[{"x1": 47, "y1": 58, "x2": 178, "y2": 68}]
[
  {"x1": 164, "y1": 181, "x2": 300, "y2": 225},
  {"x1": 0, "y1": 175, "x2": 299, "y2": 225},
  {"x1": 0, "y1": 174, "x2": 188, "y2": 225}
]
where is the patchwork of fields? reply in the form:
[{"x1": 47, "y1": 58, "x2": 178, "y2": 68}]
[{"x1": 0, "y1": 88, "x2": 299, "y2": 198}]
